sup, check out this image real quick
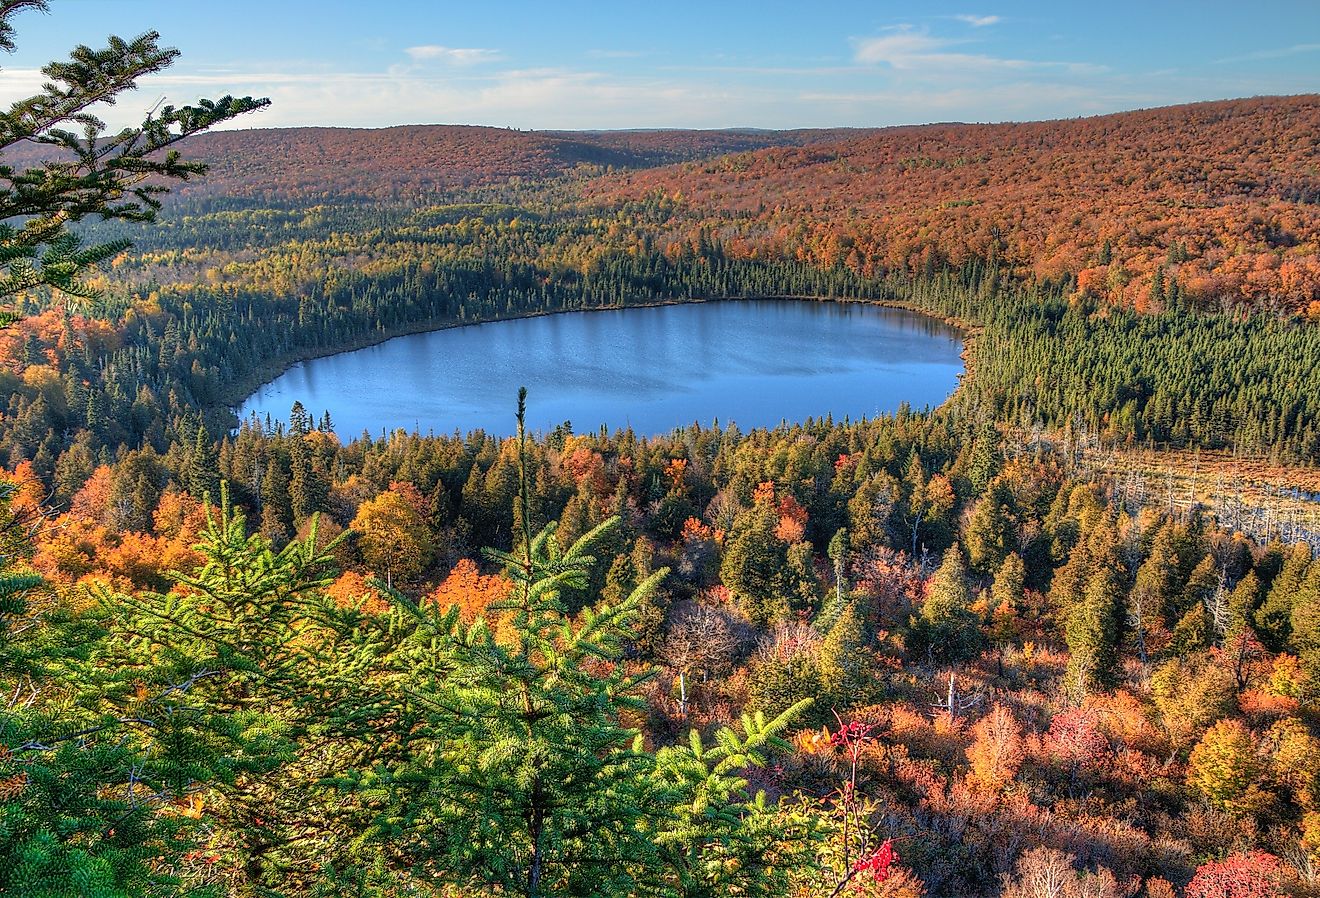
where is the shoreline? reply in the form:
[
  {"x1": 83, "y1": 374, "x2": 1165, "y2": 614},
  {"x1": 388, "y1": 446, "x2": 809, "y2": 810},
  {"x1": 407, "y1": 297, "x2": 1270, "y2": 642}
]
[{"x1": 219, "y1": 293, "x2": 979, "y2": 435}]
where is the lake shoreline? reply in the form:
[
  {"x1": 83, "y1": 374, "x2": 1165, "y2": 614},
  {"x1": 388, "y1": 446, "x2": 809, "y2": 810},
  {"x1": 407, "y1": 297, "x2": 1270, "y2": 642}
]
[{"x1": 221, "y1": 294, "x2": 976, "y2": 436}]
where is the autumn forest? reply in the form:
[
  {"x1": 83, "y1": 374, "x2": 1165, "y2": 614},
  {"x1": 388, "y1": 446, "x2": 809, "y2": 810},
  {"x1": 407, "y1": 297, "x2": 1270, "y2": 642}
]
[{"x1": 2, "y1": 2, "x2": 1320, "y2": 897}]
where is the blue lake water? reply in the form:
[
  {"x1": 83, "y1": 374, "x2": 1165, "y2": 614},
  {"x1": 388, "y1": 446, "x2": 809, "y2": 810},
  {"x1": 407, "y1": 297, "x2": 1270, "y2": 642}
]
[{"x1": 238, "y1": 299, "x2": 965, "y2": 437}]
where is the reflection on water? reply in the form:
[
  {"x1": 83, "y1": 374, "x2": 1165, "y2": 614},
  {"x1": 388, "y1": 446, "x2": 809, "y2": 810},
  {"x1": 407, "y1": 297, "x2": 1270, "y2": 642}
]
[{"x1": 239, "y1": 299, "x2": 964, "y2": 438}]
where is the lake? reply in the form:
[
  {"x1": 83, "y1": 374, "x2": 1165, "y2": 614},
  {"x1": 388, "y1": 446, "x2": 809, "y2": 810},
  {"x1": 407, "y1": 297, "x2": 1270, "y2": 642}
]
[{"x1": 238, "y1": 299, "x2": 964, "y2": 437}]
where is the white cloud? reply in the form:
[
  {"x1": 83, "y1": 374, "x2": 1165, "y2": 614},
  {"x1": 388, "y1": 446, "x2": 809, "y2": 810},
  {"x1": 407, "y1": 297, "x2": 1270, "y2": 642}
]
[
  {"x1": 1215, "y1": 42, "x2": 1320, "y2": 64},
  {"x1": 403, "y1": 45, "x2": 502, "y2": 65},
  {"x1": 954, "y1": 14, "x2": 1001, "y2": 27},
  {"x1": 851, "y1": 25, "x2": 1104, "y2": 75},
  {"x1": 852, "y1": 28, "x2": 956, "y2": 68}
]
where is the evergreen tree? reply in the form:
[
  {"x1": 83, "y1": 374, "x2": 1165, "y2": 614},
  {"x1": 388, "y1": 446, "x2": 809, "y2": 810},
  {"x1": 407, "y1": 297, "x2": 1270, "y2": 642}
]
[
  {"x1": 185, "y1": 422, "x2": 220, "y2": 502},
  {"x1": 818, "y1": 601, "x2": 869, "y2": 703},
  {"x1": 259, "y1": 451, "x2": 294, "y2": 544},
  {"x1": 964, "y1": 421, "x2": 1002, "y2": 496},
  {"x1": 965, "y1": 479, "x2": 1019, "y2": 575},
  {"x1": 107, "y1": 489, "x2": 351, "y2": 892},
  {"x1": 989, "y1": 551, "x2": 1026, "y2": 615},
  {"x1": 911, "y1": 544, "x2": 983, "y2": 662},
  {"x1": 1065, "y1": 567, "x2": 1125, "y2": 696},
  {"x1": 1257, "y1": 543, "x2": 1313, "y2": 650},
  {"x1": 288, "y1": 431, "x2": 326, "y2": 524},
  {"x1": 1130, "y1": 530, "x2": 1178, "y2": 660},
  {"x1": 356, "y1": 393, "x2": 810, "y2": 897},
  {"x1": 0, "y1": 481, "x2": 192, "y2": 897},
  {"x1": 720, "y1": 502, "x2": 788, "y2": 627}
]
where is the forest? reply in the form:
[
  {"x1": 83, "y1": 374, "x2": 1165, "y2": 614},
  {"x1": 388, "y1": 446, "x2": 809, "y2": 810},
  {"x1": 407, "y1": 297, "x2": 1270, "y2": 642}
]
[{"x1": 3, "y1": 2, "x2": 1320, "y2": 895}]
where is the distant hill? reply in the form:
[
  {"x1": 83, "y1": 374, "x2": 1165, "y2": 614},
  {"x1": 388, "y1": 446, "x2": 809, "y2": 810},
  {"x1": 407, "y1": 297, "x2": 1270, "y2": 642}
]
[
  {"x1": 0, "y1": 124, "x2": 862, "y2": 203},
  {"x1": 588, "y1": 96, "x2": 1320, "y2": 314}
]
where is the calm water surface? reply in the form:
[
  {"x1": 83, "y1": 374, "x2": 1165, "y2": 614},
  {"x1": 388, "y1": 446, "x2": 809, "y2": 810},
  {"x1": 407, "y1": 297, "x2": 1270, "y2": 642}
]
[{"x1": 239, "y1": 300, "x2": 964, "y2": 437}]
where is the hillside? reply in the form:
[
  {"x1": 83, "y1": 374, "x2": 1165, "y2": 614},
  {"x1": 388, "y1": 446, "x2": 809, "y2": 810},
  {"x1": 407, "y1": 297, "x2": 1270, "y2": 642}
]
[
  {"x1": 588, "y1": 96, "x2": 1320, "y2": 314},
  {"x1": 0, "y1": 124, "x2": 860, "y2": 203}
]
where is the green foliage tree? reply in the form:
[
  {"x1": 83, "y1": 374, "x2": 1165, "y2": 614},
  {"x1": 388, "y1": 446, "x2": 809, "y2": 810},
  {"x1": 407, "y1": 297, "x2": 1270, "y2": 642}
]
[
  {"x1": 720, "y1": 502, "x2": 788, "y2": 627},
  {"x1": 370, "y1": 514, "x2": 667, "y2": 897},
  {"x1": 350, "y1": 392, "x2": 813, "y2": 897},
  {"x1": 1130, "y1": 529, "x2": 1178, "y2": 661},
  {"x1": 911, "y1": 544, "x2": 983, "y2": 662},
  {"x1": 1065, "y1": 567, "x2": 1125, "y2": 696},
  {"x1": 649, "y1": 702, "x2": 818, "y2": 898},
  {"x1": 965, "y1": 479, "x2": 1019, "y2": 575},
  {"x1": 989, "y1": 551, "x2": 1026, "y2": 615},
  {"x1": 0, "y1": 480, "x2": 191, "y2": 898},
  {"x1": 106, "y1": 489, "x2": 353, "y2": 892},
  {"x1": 818, "y1": 601, "x2": 870, "y2": 704},
  {"x1": 1256, "y1": 544, "x2": 1312, "y2": 649},
  {"x1": 846, "y1": 471, "x2": 899, "y2": 551}
]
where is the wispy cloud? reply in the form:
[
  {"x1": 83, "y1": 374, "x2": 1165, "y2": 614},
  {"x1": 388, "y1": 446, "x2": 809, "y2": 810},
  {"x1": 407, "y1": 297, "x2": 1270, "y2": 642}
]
[
  {"x1": 1215, "y1": 42, "x2": 1320, "y2": 64},
  {"x1": 852, "y1": 25, "x2": 1104, "y2": 75},
  {"x1": 587, "y1": 49, "x2": 649, "y2": 59},
  {"x1": 403, "y1": 45, "x2": 502, "y2": 65},
  {"x1": 954, "y1": 14, "x2": 1001, "y2": 27},
  {"x1": 852, "y1": 28, "x2": 961, "y2": 68}
]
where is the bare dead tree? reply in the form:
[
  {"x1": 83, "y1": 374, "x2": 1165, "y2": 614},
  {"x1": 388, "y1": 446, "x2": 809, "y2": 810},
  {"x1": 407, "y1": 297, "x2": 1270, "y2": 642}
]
[{"x1": 661, "y1": 603, "x2": 738, "y2": 717}]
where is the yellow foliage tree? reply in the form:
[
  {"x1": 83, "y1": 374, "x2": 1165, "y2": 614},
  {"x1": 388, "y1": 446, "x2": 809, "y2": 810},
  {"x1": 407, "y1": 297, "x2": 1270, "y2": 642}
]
[
  {"x1": 350, "y1": 487, "x2": 436, "y2": 586},
  {"x1": 965, "y1": 703, "x2": 1025, "y2": 793},
  {"x1": 1187, "y1": 719, "x2": 1272, "y2": 818}
]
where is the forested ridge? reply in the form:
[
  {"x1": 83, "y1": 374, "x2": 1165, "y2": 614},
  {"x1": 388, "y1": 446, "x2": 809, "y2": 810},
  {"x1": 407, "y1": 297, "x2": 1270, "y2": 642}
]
[
  {"x1": 0, "y1": 124, "x2": 862, "y2": 202},
  {"x1": 592, "y1": 95, "x2": 1320, "y2": 317},
  {"x1": 2, "y1": 7, "x2": 1320, "y2": 893}
]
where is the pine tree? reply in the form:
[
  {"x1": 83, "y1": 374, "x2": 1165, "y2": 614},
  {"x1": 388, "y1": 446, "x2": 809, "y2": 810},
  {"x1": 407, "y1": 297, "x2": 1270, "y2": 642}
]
[
  {"x1": 818, "y1": 601, "x2": 869, "y2": 703},
  {"x1": 259, "y1": 450, "x2": 293, "y2": 544},
  {"x1": 720, "y1": 502, "x2": 788, "y2": 627},
  {"x1": 185, "y1": 422, "x2": 220, "y2": 502},
  {"x1": 1130, "y1": 530, "x2": 1178, "y2": 660},
  {"x1": 989, "y1": 551, "x2": 1026, "y2": 615},
  {"x1": 1257, "y1": 543, "x2": 1313, "y2": 649},
  {"x1": 964, "y1": 420, "x2": 1002, "y2": 496},
  {"x1": 354, "y1": 392, "x2": 813, "y2": 896},
  {"x1": 650, "y1": 701, "x2": 817, "y2": 898},
  {"x1": 288, "y1": 431, "x2": 326, "y2": 524},
  {"x1": 965, "y1": 479, "x2": 1019, "y2": 575}
]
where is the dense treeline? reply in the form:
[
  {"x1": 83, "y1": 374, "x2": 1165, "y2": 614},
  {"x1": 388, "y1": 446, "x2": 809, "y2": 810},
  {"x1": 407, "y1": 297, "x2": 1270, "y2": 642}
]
[
  {"x1": 0, "y1": 124, "x2": 857, "y2": 203},
  {"x1": 2, "y1": 227, "x2": 1317, "y2": 497}
]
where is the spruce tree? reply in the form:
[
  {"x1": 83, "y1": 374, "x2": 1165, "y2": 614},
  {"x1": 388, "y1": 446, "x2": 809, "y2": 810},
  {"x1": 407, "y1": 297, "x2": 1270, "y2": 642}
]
[
  {"x1": 1258, "y1": 543, "x2": 1313, "y2": 650},
  {"x1": 1, "y1": 481, "x2": 176, "y2": 898},
  {"x1": 1065, "y1": 567, "x2": 1125, "y2": 696},
  {"x1": 818, "y1": 601, "x2": 869, "y2": 703},
  {"x1": 965, "y1": 479, "x2": 1019, "y2": 575},
  {"x1": 106, "y1": 488, "x2": 351, "y2": 892},
  {"x1": 720, "y1": 502, "x2": 788, "y2": 627}
]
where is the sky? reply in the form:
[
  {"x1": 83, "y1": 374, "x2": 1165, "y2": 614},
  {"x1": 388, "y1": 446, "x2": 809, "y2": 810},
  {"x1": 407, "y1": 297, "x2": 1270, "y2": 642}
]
[{"x1": 1, "y1": 0, "x2": 1317, "y2": 131}]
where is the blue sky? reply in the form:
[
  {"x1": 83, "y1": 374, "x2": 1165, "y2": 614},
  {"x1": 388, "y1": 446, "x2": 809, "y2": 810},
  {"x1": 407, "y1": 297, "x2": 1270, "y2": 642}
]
[{"x1": 2, "y1": 1, "x2": 1317, "y2": 129}]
